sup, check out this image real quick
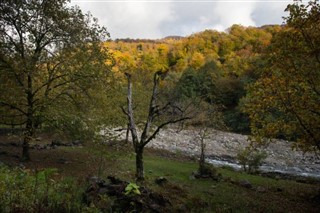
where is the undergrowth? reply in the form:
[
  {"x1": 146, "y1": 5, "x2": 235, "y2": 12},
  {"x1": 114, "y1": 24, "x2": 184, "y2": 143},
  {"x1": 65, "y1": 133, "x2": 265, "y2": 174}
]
[{"x1": 0, "y1": 164, "x2": 96, "y2": 212}]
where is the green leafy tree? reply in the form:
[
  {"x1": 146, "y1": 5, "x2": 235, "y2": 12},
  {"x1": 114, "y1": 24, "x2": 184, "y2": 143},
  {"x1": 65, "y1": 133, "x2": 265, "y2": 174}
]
[
  {"x1": 243, "y1": 0, "x2": 320, "y2": 150},
  {"x1": 176, "y1": 61, "x2": 222, "y2": 103},
  {"x1": 0, "y1": 0, "x2": 111, "y2": 160}
]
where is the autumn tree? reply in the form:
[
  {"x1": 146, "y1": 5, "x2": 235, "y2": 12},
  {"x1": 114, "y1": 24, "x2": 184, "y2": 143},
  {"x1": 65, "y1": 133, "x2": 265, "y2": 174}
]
[
  {"x1": 0, "y1": 0, "x2": 111, "y2": 160},
  {"x1": 243, "y1": 0, "x2": 320, "y2": 150}
]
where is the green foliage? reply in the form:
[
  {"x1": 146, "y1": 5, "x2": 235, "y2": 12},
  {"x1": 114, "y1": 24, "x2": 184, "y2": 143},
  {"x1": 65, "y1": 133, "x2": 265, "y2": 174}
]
[
  {"x1": 0, "y1": 0, "x2": 112, "y2": 160},
  {"x1": 198, "y1": 162, "x2": 219, "y2": 178},
  {"x1": 236, "y1": 147, "x2": 267, "y2": 173},
  {"x1": 176, "y1": 61, "x2": 222, "y2": 103},
  {"x1": 223, "y1": 108, "x2": 250, "y2": 134},
  {"x1": 124, "y1": 182, "x2": 141, "y2": 196},
  {"x1": 242, "y1": 0, "x2": 320, "y2": 150},
  {"x1": 0, "y1": 165, "x2": 85, "y2": 212}
]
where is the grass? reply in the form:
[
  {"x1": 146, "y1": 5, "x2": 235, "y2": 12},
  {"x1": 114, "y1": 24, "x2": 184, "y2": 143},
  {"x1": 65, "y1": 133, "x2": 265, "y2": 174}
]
[
  {"x1": 0, "y1": 136, "x2": 319, "y2": 212},
  {"x1": 141, "y1": 153, "x2": 319, "y2": 213}
]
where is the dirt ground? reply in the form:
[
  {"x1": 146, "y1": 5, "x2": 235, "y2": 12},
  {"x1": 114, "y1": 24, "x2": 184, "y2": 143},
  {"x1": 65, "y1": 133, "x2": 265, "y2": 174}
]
[{"x1": 0, "y1": 134, "x2": 108, "y2": 179}]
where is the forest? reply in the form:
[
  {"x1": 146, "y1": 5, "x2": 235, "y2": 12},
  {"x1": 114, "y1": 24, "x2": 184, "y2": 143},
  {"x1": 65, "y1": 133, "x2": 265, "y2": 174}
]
[{"x1": 0, "y1": 0, "x2": 319, "y2": 212}]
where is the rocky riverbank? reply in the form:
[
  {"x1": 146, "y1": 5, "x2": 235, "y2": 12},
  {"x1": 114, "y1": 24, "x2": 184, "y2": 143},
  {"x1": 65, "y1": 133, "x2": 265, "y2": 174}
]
[{"x1": 110, "y1": 126, "x2": 320, "y2": 178}]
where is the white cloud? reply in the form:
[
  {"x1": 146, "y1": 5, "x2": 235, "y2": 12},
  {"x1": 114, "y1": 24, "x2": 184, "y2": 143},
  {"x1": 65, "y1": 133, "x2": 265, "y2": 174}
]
[
  {"x1": 71, "y1": 0, "x2": 175, "y2": 39},
  {"x1": 212, "y1": 2, "x2": 257, "y2": 29},
  {"x1": 253, "y1": 1, "x2": 289, "y2": 26},
  {"x1": 70, "y1": 0, "x2": 293, "y2": 39}
]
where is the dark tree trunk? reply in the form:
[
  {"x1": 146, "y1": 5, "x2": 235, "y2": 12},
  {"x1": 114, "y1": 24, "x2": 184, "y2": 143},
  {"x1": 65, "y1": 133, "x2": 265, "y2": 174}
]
[
  {"x1": 22, "y1": 74, "x2": 34, "y2": 162},
  {"x1": 22, "y1": 118, "x2": 34, "y2": 161},
  {"x1": 135, "y1": 146, "x2": 144, "y2": 180},
  {"x1": 22, "y1": 135, "x2": 31, "y2": 161},
  {"x1": 199, "y1": 139, "x2": 206, "y2": 175}
]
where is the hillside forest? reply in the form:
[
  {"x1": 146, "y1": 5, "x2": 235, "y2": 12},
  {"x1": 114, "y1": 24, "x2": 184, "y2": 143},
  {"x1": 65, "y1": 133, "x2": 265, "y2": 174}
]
[
  {"x1": 0, "y1": 0, "x2": 320, "y2": 212},
  {"x1": 1, "y1": 0, "x2": 319, "y2": 159}
]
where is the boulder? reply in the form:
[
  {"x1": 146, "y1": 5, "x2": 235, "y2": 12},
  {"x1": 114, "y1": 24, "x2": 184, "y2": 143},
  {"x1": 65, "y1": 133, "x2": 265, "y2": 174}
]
[
  {"x1": 155, "y1": 176, "x2": 168, "y2": 186},
  {"x1": 83, "y1": 176, "x2": 171, "y2": 213},
  {"x1": 238, "y1": 180, "x2": 252, "y2": 189}
]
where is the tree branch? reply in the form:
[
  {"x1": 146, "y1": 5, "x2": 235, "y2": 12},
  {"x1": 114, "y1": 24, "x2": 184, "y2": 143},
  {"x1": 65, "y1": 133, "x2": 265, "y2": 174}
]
[
  {"x1": 143, "y1": 116, "x2": 191, "y2": 147},
  {"x1": 0, "y1": 101, "x2": 27, "y2": 116}
]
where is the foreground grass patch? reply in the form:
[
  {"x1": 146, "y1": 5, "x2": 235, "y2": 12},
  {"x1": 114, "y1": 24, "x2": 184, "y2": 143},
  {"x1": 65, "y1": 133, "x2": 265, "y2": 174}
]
[
  {"x1": 107, "y1": 148, "x2": 320, "y2": 212},
  {"x1": 0, "y1": 140, "x2": 319, "y2": 212}
]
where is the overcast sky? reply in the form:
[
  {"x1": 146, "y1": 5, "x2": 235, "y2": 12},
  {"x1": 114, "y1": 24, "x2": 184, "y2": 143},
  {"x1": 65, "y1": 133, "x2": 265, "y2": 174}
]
[{"x1": 70, "y1": 0, "x2": 300, "y2": 39}]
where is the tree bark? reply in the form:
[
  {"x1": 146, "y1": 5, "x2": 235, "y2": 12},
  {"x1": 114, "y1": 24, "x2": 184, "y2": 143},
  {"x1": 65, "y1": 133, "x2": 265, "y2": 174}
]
[
  {"x1": 22, "y1": 118, "x2": 34, "y2": 161},
  {"x1": 199, "y1": 138, "x2": 206, "y2": 175},
  {"x1": 124, "y1": 73, "x2": 139, "y2": 146},
  {"x1": 135, "y1": 146, "x2": 144, "y2": 180},
  {"x1": 22, "y1": 73, "x2": 34, "y2": 161},
  {"x1": 125, "y1": 123, "x2": 130, "y2": 143},
  {"x1": 22, "y1": 134, "x2": 31, "y2": 161},
  {"x1": 140, "y1": 71, "x2": 161, "y2": 144}
]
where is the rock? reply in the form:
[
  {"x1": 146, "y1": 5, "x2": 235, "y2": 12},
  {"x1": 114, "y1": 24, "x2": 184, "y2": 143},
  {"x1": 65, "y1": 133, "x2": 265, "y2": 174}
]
[
  {"x1": 212, "y1": 173, "x2": 222, "y2": 182},
  {"x1": 256, "y1": 186, "x2": 267, "y2": 193},
  {"x1": 51, "y1": 145, "x2": 57, "y2": 149},
  {"x1": 72, "y1": 140, "x2": 82, "y2": 146},
  {"x1": 10, "y1": 142, "x2": 19, "y2": 147},
  {"x1": 33, "y1": 144, "x2": 47, "y2": 150},
  {"x1": 58, "y1": 158, "x2": 68, "y2": 164},
  {"x1": 51, "y1": 139, "x2": 64, "y2": 146},
  {"x1": 276, "y1": 187, "x2": 283, "y2": 192},
  {"x1": 155, "y1": 177, "x2": 168, "y2": 186},
  {"x1": 83, "y1": 176, "x2": 171, "y2": 212},
  {"x1": 19, "y1": 163, "x2": 25, "y2": 169},
  {"x1": 239, "y1": 180, "x2": 252, "y2": 189},
  {"x1": 189, "y1": 173, "x2": 196, "y2": 180},
  {"x1": 0, "y1": 151, "x2": 8, "y2": 155},
  {"x1": 87, "y1": 176, "x2": 105, "y2": 185}
]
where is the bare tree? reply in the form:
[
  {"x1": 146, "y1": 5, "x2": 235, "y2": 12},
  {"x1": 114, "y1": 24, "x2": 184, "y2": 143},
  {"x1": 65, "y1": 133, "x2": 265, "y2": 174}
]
[
  {"x1": 195, "y1": 127, "x2": 210, "y2": 176},
  {"x1": 123, "y1": 70, "x2": 191, "y2": 180},
  {"x1": 191, "y1": 102, "x2": 225, "y2": 178}
]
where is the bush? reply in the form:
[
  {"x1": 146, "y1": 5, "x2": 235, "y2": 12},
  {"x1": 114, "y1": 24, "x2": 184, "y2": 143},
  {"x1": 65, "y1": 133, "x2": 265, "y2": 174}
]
[
  {"x1": 0, "y1": 165, "x2": 90, "y2": 212},
  {"x1": 236, "y1": 147, "x2": 267, "y2": 173}
]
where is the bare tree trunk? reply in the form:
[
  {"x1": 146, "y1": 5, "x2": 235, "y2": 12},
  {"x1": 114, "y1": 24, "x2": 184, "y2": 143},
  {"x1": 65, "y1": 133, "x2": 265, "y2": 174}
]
[
  {"x1": 124, "y1": 73, "x2": 142, "y2": 179},
  {"x1": 140, "y1": 71, "x2": 161, "y2": 144},
  {"x1": 125, "y1": 123, "x2": 130, "y2": 143},
  {"x1": 196, "y1": 128, "x2": 209, "y2": 176},
  {"x1": 199, "y1": 137, "x2": 206, "y2": 175},
  {"x1": 124, "y1": 73, "x2": 139, "y2": 146},
  {"x1": 123, "y1": 71, "x2": 190, "y2": 181}
]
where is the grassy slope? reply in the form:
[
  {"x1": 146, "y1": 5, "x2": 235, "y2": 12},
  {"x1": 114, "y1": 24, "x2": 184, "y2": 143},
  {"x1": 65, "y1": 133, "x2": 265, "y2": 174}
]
[
  {"x1": 141, "y1": 155, "x2": 318, "y2": 212},
  {"x1": 0, "y1": 137, "x2": 319, "y2": 212},
  {"x1": 85, "y1": 142, "x2": 320, "y2": 212}
]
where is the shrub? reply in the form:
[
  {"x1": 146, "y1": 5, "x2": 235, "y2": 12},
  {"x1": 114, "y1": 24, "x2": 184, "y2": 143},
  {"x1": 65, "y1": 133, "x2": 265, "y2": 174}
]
[
  {"x1": 236, "y1": 147, "x2": 267, "y2": 173},
  {"x1": 0, "y1": 165, "x2": 89, "y2": 212}
]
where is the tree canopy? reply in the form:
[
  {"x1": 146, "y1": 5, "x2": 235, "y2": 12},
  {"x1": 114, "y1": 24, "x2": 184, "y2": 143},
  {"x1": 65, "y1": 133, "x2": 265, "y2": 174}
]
[
  {"x1": 0, "y1": 0, "x2": 112, "y2": 160},
  {"x1": 242, "y1": 0, "x2": 320, "y2": 151}
]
